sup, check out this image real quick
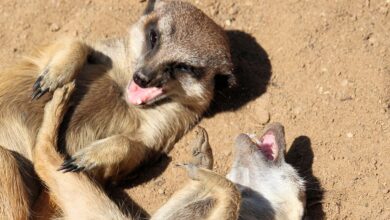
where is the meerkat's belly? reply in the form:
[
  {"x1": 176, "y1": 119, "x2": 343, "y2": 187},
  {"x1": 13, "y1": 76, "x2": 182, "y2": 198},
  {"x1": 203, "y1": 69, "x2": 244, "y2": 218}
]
[{"x1": 59, "y1": 71, "x2": 138, "y2": 155}]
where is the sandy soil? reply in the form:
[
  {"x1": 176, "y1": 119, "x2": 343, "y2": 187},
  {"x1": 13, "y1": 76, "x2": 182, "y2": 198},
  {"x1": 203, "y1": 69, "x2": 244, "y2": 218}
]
[{"x1": 0, "y1": 0, "x2": 389, "y2": 219}]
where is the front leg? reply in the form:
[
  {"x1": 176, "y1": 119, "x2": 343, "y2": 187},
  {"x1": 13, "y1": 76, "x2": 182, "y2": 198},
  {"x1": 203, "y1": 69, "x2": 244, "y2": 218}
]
[
  {"x1": 59, "y1": 135, "x2": 148, "y2": 181},
  {"x1": 31, "y1": 38, "x2": 90, "y2": 99}
]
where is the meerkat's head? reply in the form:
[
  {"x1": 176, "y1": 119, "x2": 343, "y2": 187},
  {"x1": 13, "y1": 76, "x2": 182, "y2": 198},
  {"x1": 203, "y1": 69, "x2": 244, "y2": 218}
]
[
  {"x1": 126, "y1": 0, "x2": 235, "y2": 108},
  {"x1": 226, "y1": 123, "x2": 306, "y2": 219}
]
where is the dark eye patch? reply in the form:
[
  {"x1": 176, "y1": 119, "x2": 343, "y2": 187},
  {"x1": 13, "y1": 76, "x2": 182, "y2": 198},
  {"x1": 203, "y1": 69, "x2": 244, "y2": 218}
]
[
  {"x1": 173, "y1": 62, "x2": 204, "y2": 78},
  {"x1": 145, "y1": 20, "x2": 159, "y2": 51},
  {"x1": 175, "y1": 63, "x2": 192, "y2": 72},
  {"x1": 149, "y1": 28, "x2": 158, "y2": 49}
]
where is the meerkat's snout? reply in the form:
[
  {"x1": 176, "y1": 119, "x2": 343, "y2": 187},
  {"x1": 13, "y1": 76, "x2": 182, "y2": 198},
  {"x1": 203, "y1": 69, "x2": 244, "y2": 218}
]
[{"x1": 133, "y1": 70, "x2": 152, "y2": 88}]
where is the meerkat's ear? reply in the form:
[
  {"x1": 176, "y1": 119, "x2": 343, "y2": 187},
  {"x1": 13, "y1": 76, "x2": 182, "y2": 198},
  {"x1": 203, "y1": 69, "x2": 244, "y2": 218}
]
[
  {"x1": 218, "y1": 65, "x2": 237, "y2": 88},
  {"x1": 259, "y1": 122, "x2": 286, "y2": 164},
  {"x1": 225, "y1": 69, "x2": 237, "y2": 88},
  {"x1": 144, "y1": 0, "x2": 162, "y2": 14}
]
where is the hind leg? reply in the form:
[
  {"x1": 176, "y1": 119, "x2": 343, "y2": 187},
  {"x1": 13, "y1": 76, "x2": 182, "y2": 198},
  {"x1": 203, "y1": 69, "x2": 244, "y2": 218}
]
[
  {"x1": 190, "y1": 126, "x2": 213, "y2": 169},
  {"x1": 180, "y1": 127, "x2": 240, "y2": 220},
  {"x1": 0, "y1": 146, "x2": 41, "y2": 220},
  {"x1": 153, "y1": 128, "x2": 240, "y2": 220},
  {"x1": 33, "y1": 83, "x2": 127, "y2": 219}
]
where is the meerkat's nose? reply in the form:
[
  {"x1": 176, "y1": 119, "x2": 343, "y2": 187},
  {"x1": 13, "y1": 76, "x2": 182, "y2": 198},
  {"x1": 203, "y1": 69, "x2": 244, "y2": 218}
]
[{"x1": 133, "y1": 71, "x2": 151, "y2": 88}]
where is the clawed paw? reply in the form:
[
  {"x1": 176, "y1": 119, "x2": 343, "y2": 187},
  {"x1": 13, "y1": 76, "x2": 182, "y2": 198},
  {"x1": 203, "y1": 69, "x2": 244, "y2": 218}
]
[
  {"x1": 176, "y1": 163, "x2": 201, "y2": 181},
  {"x1": 32, "y1": 66, "x2": 73, "y2": 100},
  {"x1": 190, "y1": 126, "x2": 213, "y2": 169},
  {"x1": 58, "y1": 150, "x2": 97, "y2": 173},
  {"x1": 58, "y1": 158, "x2": 86, "y2": 173},
  {"x1": 32, "y1": 69, "x2": 51, "y2": 100}
]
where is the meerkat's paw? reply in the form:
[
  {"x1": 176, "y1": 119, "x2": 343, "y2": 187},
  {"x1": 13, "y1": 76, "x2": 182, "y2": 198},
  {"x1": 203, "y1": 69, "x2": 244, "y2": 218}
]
[
  {"x1": 44, "y1": 82, "x2": 75, "y2": 117},
  {"x1": 190, "y1": 126, "x2": 213, "y2": 169},
  {"x1": 32, "y1": 64, "x2": 75, "y2": 100},
  {"x1": 175, "y1": 127, "x2": 214, "y2": 180},
  {"x1": 58, "y1": 146, "x2": 100, "y2": 173},
  {"x1": 176, "y1": 163, "x2": 203, "y2": 181},
  {"x1": 32, "y1": 40, "x2": 88, "y2": 100},
  {"x1": 58, "y1": 140, "x2": 123, "y2": 174}
]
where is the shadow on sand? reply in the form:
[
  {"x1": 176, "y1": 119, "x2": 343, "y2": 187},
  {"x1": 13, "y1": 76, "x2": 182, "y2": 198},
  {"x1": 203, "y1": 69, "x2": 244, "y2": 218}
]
[
  {"x1": 205, "y1": 30, "x2": 272, "y2": 116},
  {"x1": 109, "y1": 154, "x2": 172, "y2": 219},
  {"x1": 286, "y1": 136, "x2": 326, "y2": 219}
]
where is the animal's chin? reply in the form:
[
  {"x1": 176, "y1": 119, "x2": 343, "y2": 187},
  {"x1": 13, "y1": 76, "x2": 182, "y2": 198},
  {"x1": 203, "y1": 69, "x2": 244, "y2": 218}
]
[{"x1": 126, "y1": 80, "x2": 166, "y2": 106}]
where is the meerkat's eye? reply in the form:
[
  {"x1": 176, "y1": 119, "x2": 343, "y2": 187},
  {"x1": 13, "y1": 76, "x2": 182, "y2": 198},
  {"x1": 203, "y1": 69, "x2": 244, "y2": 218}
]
[
  {"x1": 174, "y1": 63, "x2": 204, "y2": 78},
  {"x1": 149, "y1": 29, "x2": 158, "y2": 49},
  {"x1": 175, "y1": 63, "x2": 192, "y2": 72}
]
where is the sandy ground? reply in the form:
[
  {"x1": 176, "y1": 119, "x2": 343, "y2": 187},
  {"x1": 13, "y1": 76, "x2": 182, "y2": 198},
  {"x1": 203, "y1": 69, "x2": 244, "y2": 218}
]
[{"x1": 0, "y1": 0, "x2": 389, "y2": 219}]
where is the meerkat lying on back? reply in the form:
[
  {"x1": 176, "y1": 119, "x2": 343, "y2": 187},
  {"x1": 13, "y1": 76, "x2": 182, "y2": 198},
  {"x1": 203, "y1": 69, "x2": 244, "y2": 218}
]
[
  {"x1": 33, "y1": 84, "x2": 305, "y2": 219},
  {"x1": 227, "y1": 123, "x2": 306, "y2": 220},
  {"x1": 0, "y1": 0, "x2": 235, "y2": 218}
]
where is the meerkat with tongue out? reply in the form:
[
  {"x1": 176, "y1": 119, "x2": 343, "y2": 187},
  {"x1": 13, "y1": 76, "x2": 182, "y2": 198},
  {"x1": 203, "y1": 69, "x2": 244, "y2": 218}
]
[{"x1": 0, "y1": 0, "x2": 235, "y2": 218}]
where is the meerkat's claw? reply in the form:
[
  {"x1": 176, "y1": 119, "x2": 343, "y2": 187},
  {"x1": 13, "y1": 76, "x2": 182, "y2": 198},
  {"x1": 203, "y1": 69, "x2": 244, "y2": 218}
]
[
  {"x1": 32, "y1": 69, "x2": 50, "y2": 100},
  {"x1": 58, "y1": 158, "x2": 85, "y2": 173}
]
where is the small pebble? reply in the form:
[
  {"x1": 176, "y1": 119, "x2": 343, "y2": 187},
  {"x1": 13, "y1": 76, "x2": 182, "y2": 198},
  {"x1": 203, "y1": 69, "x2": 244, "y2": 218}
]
[
  {"x1": 158, "y1": 189, "x2": 165, "y2": 195},
  {"x1": 210, "y1": 8, "x2": 219, "y2": 16},
  {"x1": 50, "y1": 23, "x2": 61, "y2": 32},
  {"x1": 229, "y1": 7, "x2": 238, "y2": 15},
  {"x1": 341, "y1": 79, "x2": 349, "y2": 87},
  {"x1": 225, "y1": 19, "x2": 232, "y2": 26}
]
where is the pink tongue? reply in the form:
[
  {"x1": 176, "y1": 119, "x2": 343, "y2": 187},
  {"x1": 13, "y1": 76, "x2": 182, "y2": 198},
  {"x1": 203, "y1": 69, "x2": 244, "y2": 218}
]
[{"x1": 127, "y1": 81, "x2": 163, "y2": 105}]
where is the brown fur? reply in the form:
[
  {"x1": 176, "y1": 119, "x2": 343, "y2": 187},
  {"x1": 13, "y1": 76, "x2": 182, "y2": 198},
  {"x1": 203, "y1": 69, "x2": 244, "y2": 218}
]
[
  {"x1": 33, "y1": 83, "x2": 128, "y2": 219},
  {"x1": 0, "y1": 0, "x2": 234, "y2": 218},
  {"x1": 0, "y1": 146, "x2": 31, "y2": 219}
]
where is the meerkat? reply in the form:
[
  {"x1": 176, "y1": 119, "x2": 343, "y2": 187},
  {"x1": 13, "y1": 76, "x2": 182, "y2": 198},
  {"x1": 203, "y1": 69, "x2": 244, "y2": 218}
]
[
  {"x1": 158, "y1": 123, "x2": 306, "y2": 220},
  {"x1": 33, "y1": 84, "x2": 304, "y2": 219},
  {"x1": 227, "y1": 123, "x2": 306, "y2": 220},
  {"x1": 0, "y1": 0, "x2": 235, "y2": 218},
  {"x1": 32, "y1": 83, "x2": 240, "y2": 219}
]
